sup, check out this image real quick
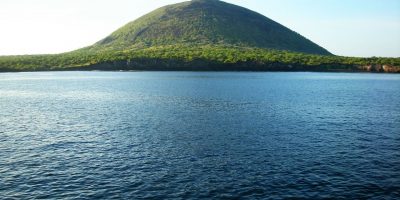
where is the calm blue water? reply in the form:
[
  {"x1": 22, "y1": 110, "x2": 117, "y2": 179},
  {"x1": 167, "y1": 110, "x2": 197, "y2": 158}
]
[{"x1": 0, "y1": 72, "x2": 399, "y2": 199}]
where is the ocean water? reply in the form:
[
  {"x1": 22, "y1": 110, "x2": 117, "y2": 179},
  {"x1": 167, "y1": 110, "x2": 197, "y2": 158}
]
[{"x1": 0, "y1": 71, "x2": 399, "y2": 199}]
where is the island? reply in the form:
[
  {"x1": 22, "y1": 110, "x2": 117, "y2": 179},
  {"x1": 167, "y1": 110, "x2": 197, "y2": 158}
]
[{"x1": 0, "y1": 0, "x2": 399, "y2": 72}]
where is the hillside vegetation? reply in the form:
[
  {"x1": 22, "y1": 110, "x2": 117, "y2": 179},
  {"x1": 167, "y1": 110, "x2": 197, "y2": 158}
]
[
  {"x1": 88, "y1": 0, "x2": 331, "y2": 55},
  {"x1": 1, "y1": 45, "x2": 399, "y2": 72},
  {"x1": 0, "y1": 0, "x2": 399, "y2": 72}
]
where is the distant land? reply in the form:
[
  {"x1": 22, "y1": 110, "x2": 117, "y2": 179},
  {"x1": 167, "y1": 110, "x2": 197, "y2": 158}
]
[{"x1": 0, "y1": 0, "x2": 399, "y2": 72}]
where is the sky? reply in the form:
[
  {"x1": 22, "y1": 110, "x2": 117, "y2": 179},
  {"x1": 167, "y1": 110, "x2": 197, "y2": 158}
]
[{"x1": 0, "y1": 0, "x2": 399, "y2": 57}]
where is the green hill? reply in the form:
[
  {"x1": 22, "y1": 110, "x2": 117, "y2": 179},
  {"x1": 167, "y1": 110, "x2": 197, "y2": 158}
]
[
  {"x1": 0, "y1": 0, "x2": 399, "y2": 72},
  {"x1": 87, "y1": 0, "x2": 331, "y2": 55}
]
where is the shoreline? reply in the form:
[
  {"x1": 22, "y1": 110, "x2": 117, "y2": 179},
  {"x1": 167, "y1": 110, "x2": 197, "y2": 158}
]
[{"x1": 1, "y1": 68, "x2": 399, "y2": 74}]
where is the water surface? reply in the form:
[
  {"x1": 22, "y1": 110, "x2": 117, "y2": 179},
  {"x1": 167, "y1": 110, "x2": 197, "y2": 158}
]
[{"x1": 1, "y1": 72, "x2": 399, "y2": 199}]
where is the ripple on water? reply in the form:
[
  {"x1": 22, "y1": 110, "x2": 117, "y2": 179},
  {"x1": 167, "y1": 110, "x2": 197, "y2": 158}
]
[{"x1": 0, "y1": 72, "x2": 399, "y2": 199}]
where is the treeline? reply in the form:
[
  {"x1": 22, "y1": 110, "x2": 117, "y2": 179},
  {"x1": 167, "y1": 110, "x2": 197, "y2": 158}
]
[{"x1": 0, "y1": 44, "x2": 399, "y2": 72}]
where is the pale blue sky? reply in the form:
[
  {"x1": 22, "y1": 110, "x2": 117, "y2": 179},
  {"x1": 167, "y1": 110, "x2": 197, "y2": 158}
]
[{"x1": 0, "y1": 0, "x2": 399, "y2": 57}]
